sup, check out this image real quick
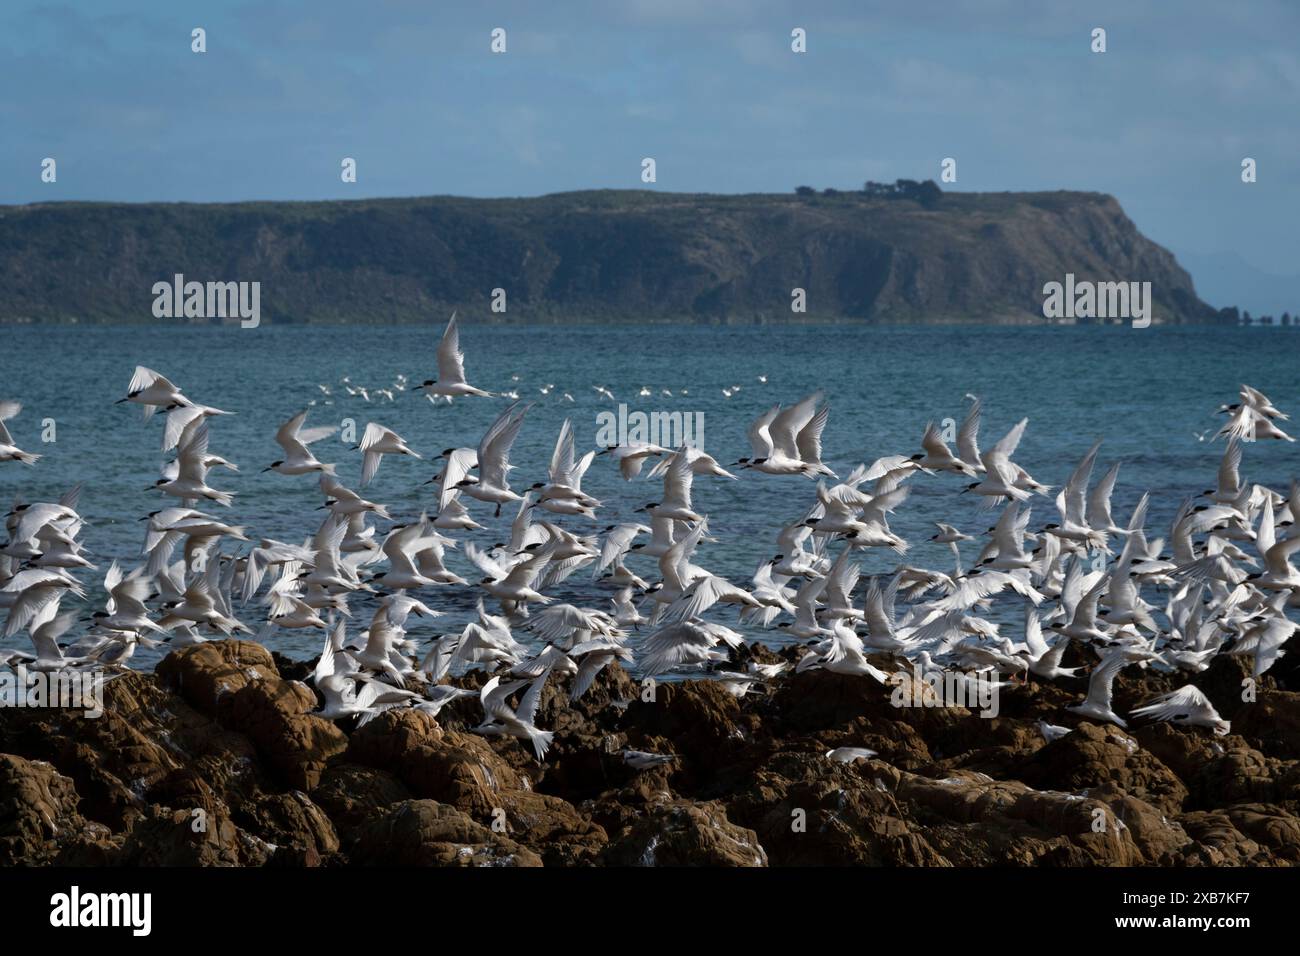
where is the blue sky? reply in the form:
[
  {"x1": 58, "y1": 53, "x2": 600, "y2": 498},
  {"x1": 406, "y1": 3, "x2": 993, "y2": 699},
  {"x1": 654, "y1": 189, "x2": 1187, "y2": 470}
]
[{"x1": 3, "y1": 0, "x2": 1297, "y2": 313}]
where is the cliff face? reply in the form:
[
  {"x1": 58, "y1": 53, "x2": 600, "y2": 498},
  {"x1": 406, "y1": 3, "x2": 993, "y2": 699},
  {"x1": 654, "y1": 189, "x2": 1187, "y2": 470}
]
[{"x1": 0, "y1": 189, "x2": 1220, "y2": 324}]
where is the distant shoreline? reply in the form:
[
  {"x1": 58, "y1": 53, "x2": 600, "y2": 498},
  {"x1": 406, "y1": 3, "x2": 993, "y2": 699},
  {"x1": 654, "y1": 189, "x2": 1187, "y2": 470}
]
[
  {"x1": 1, "y1": 187, "x2": 1232, "y2": 326},
  {"x1": 0, "y1": 314, "x2": 1263, "y2": 328}
]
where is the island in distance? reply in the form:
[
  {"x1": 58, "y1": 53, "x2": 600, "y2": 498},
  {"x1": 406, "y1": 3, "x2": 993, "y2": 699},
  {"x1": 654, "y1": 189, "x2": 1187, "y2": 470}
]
[{"x1": 1, "y1": 182, "x2": 1229, "y2": 326}]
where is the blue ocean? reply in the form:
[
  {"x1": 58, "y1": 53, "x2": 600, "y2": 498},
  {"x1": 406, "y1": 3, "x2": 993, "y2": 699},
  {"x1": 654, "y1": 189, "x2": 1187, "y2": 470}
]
[{"x1": 3, "y1": 322, "x2": 1297, "y2": 669}]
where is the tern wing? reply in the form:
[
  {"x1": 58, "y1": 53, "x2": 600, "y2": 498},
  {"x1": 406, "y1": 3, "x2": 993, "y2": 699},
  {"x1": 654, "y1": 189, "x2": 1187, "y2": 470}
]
[
  {"x1": 1086, "y1": 461, "x2": 1121, "y2": 530},
  {"x1": 957, "y1": 396, "x2": 982, "y2": 467},
  {"x1": 177, "y1": 423, "x2": 211, "y2": 483},
  {"x1": 747, "y1": 405, "x2": 780, "y2": 458},
  {"x1": 1082, "y1": 652, "x2": 1128, "y2": 712},
  {"x1": 1130, "y1": 684, "x2": 1216, "y2": 723},
  {"x1": 549, "y1": 419, "x2": 575, "y2": 484},
  {"x1": 770, "y1": 392, "x2": 820, "y2": 460},
  {"x1": 516, "y1": 671, "x2": 550, "y2": 727},
  {"x1": 796, "y1": 402, "x2": 831, "y2": 465},
  {"x1": 436, "y1": 313, "x2": 469, "y2": 386},
  {"x1": 1063, "y1": 439, "x2": 1102, "y2": 525}
]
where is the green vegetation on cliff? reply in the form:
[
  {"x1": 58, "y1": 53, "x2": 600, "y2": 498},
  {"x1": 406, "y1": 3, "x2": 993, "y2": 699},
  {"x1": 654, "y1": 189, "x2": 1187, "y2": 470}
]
[{"x1": 0, "y1": 188, "x2": 1222, "y2": 324}]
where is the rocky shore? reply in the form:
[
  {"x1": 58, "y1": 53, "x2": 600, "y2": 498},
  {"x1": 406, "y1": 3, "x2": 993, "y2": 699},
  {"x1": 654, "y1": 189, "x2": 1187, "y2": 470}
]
[{"x1": 3, "y1": 640, "x2": 1298, "y2": 866}]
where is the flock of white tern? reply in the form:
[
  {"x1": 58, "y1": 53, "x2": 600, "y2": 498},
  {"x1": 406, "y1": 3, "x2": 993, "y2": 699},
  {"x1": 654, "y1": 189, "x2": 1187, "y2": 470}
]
[{"x1": 2, "y1": 315, "x2": 1298, "y2": 765}]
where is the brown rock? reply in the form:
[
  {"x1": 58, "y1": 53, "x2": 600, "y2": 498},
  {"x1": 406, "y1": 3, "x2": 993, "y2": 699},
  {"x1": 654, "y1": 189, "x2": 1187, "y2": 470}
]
[
  {"x1": 580, "y1": 762, "x2": 679, "y2": 837},
  {"x1": 345, "y1": 709, "x2": 521, "y2": 813},
  {"x1": 494, "y1": 789, "x2": 608, "y2": 865},
  {"x1": 118, "y1": 805, "x2": 272, "y2": 866},
  {"x1": 157, "y1": 640, "x2": 280, "y2": 716},
  {"x1": 347, "y1": 800, "x2": 542, "y2": 866},
  {"x1": 726, "y1": 749, "x2": 944, "y2": 865},
  {"x1": 879, "y1": 767, "x2": 1150, "y2": 865},
  {"x1": 770, "y1": 668, "x2": 899, "y2": 732},
  {"x1": 1186, "y1": 746, "x2": 1286, "y2": 807},
  {"x1": 234, "y1": 790, "x2": 340, "y2": 857},
  {"x1": 816, "y1": 717, "x2": 934, "y2": 771},
  {"x1": 1017, "y1": 721, "x2": 1188, "y2": 816},
  {"x1": 226, "y1": 677, "x2": 348, "y2": 790},
  {"x1": 4, "y1": 672, "x2": 176, "y2": 829},
  {"x1": 1231, "y1": 689, "x2": 1300, "y2": 760},
  {"x1": 622, "y1": 679, "x2": 753, "y2": 770},
  {"x1": 1222, "y1": 803, "x2": 1300, "y2": 861},
  {"x1": 0, "y1": 753, "x2": 110, "y2": 865},
  {"x1": 0, "y1": 670, "x2": 269, "y2": 832},
  {"x1": 1084, "y1": 783, "x2": 1192, "y2": 864},
  {"x1": 604, "y1": 800, "x2": 767, "y2": 866},
  {"x1": 311, "y1": 764, "x2": 413, "y2": 835},
  {"x1": 1176, "y1": 810, "x2": 1271, "y2": 866}
]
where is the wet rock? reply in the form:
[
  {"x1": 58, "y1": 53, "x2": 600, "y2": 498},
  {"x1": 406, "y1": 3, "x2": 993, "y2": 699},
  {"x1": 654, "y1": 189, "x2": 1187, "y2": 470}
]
[
  {"x1": 494, "y1": 789, "x2": 608, "y2": 865},
  {"x1": 1186, "y1": 746, "x2": 1288, "y2": 807},
  {"x1": 311, "y1": 764, "x2": 413, "y2": 835},
  {"x1": 1084, "y1": 782, "x2": 1192, "y2": 864},
  {"x1": 822, "y1": 717, "x2": 934, "y2": 771},
  {"x1": 0, "y1": 753, "x2": 108, "y2": 865},
  {"x1": 271, "y1": 652, "x2": 315, "y2": 684},
  {"x1": 581, "y1": 760, "x2": 679, "y2": 837},
  {"x1": 770, "y1": 668, "x2": 898, "y2": 732},
  {"x1": 1176, "y1": 810, "x2": 1272, "y2": 866},
  {"x1": 3, "y1": 638, "x2": 1298, "y2": 867},
  {"x1": 543, "y1": 661, "x2": 639, "y2": 725},
  {"x1": 0, "y1": 671, "x2": 269, "y2": 832},
  {"x1": 772, "y1": 667, "x2": 1015, "y2": 764},
  {"x1": 520, "y1": 665, "x2": 640, "y2": 801},
  {"x1": 1131, "y1": 721, "x2": 1222, "y2": 781},
  {"x1": 1231, "y1": 689, "x2": 1300, "y2": 760},
  {"x1": 347, "y1": 800, "x2": 542, "y2": 866},
  {"x1": 1193, "y1": 654, "x2": 1264, "y2": 718},
  {"x1": 226, "y1": 677, "x2": 348, "y2": 790},
  {"x1": 868, "y1": 766, "x2": 1155, "y2": 865},
  {"x1": 117, "y1": 805, "x2": 272, "y2": 866},
  {"x1": 726, "y1": 749, "x2": 944, "y2": 865},
  {"x1": 345, "y1": 709, "x2": 521, "y2": 813},
  {"x1": 147, "y1": 767, "x2": 227, "y2": 825},
  {"x1": 604, "y1": 800, "x2": 767, "y2": 866},
  {"x1": 1221, "y1": 803, "x2": 1300, "y2": 862},
  {"x1": 1017, "y1": 721, "x2": 1188, "y2": 816},
  {"x1": 157, "y1": 640, "x2": 280, "y2": 716},
  {"x1": 234, "y1": 790, "x2": 340, "y2": 857},
  {"x1": 622, "y1": 678, "x2": 753, "y2": 770}
]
